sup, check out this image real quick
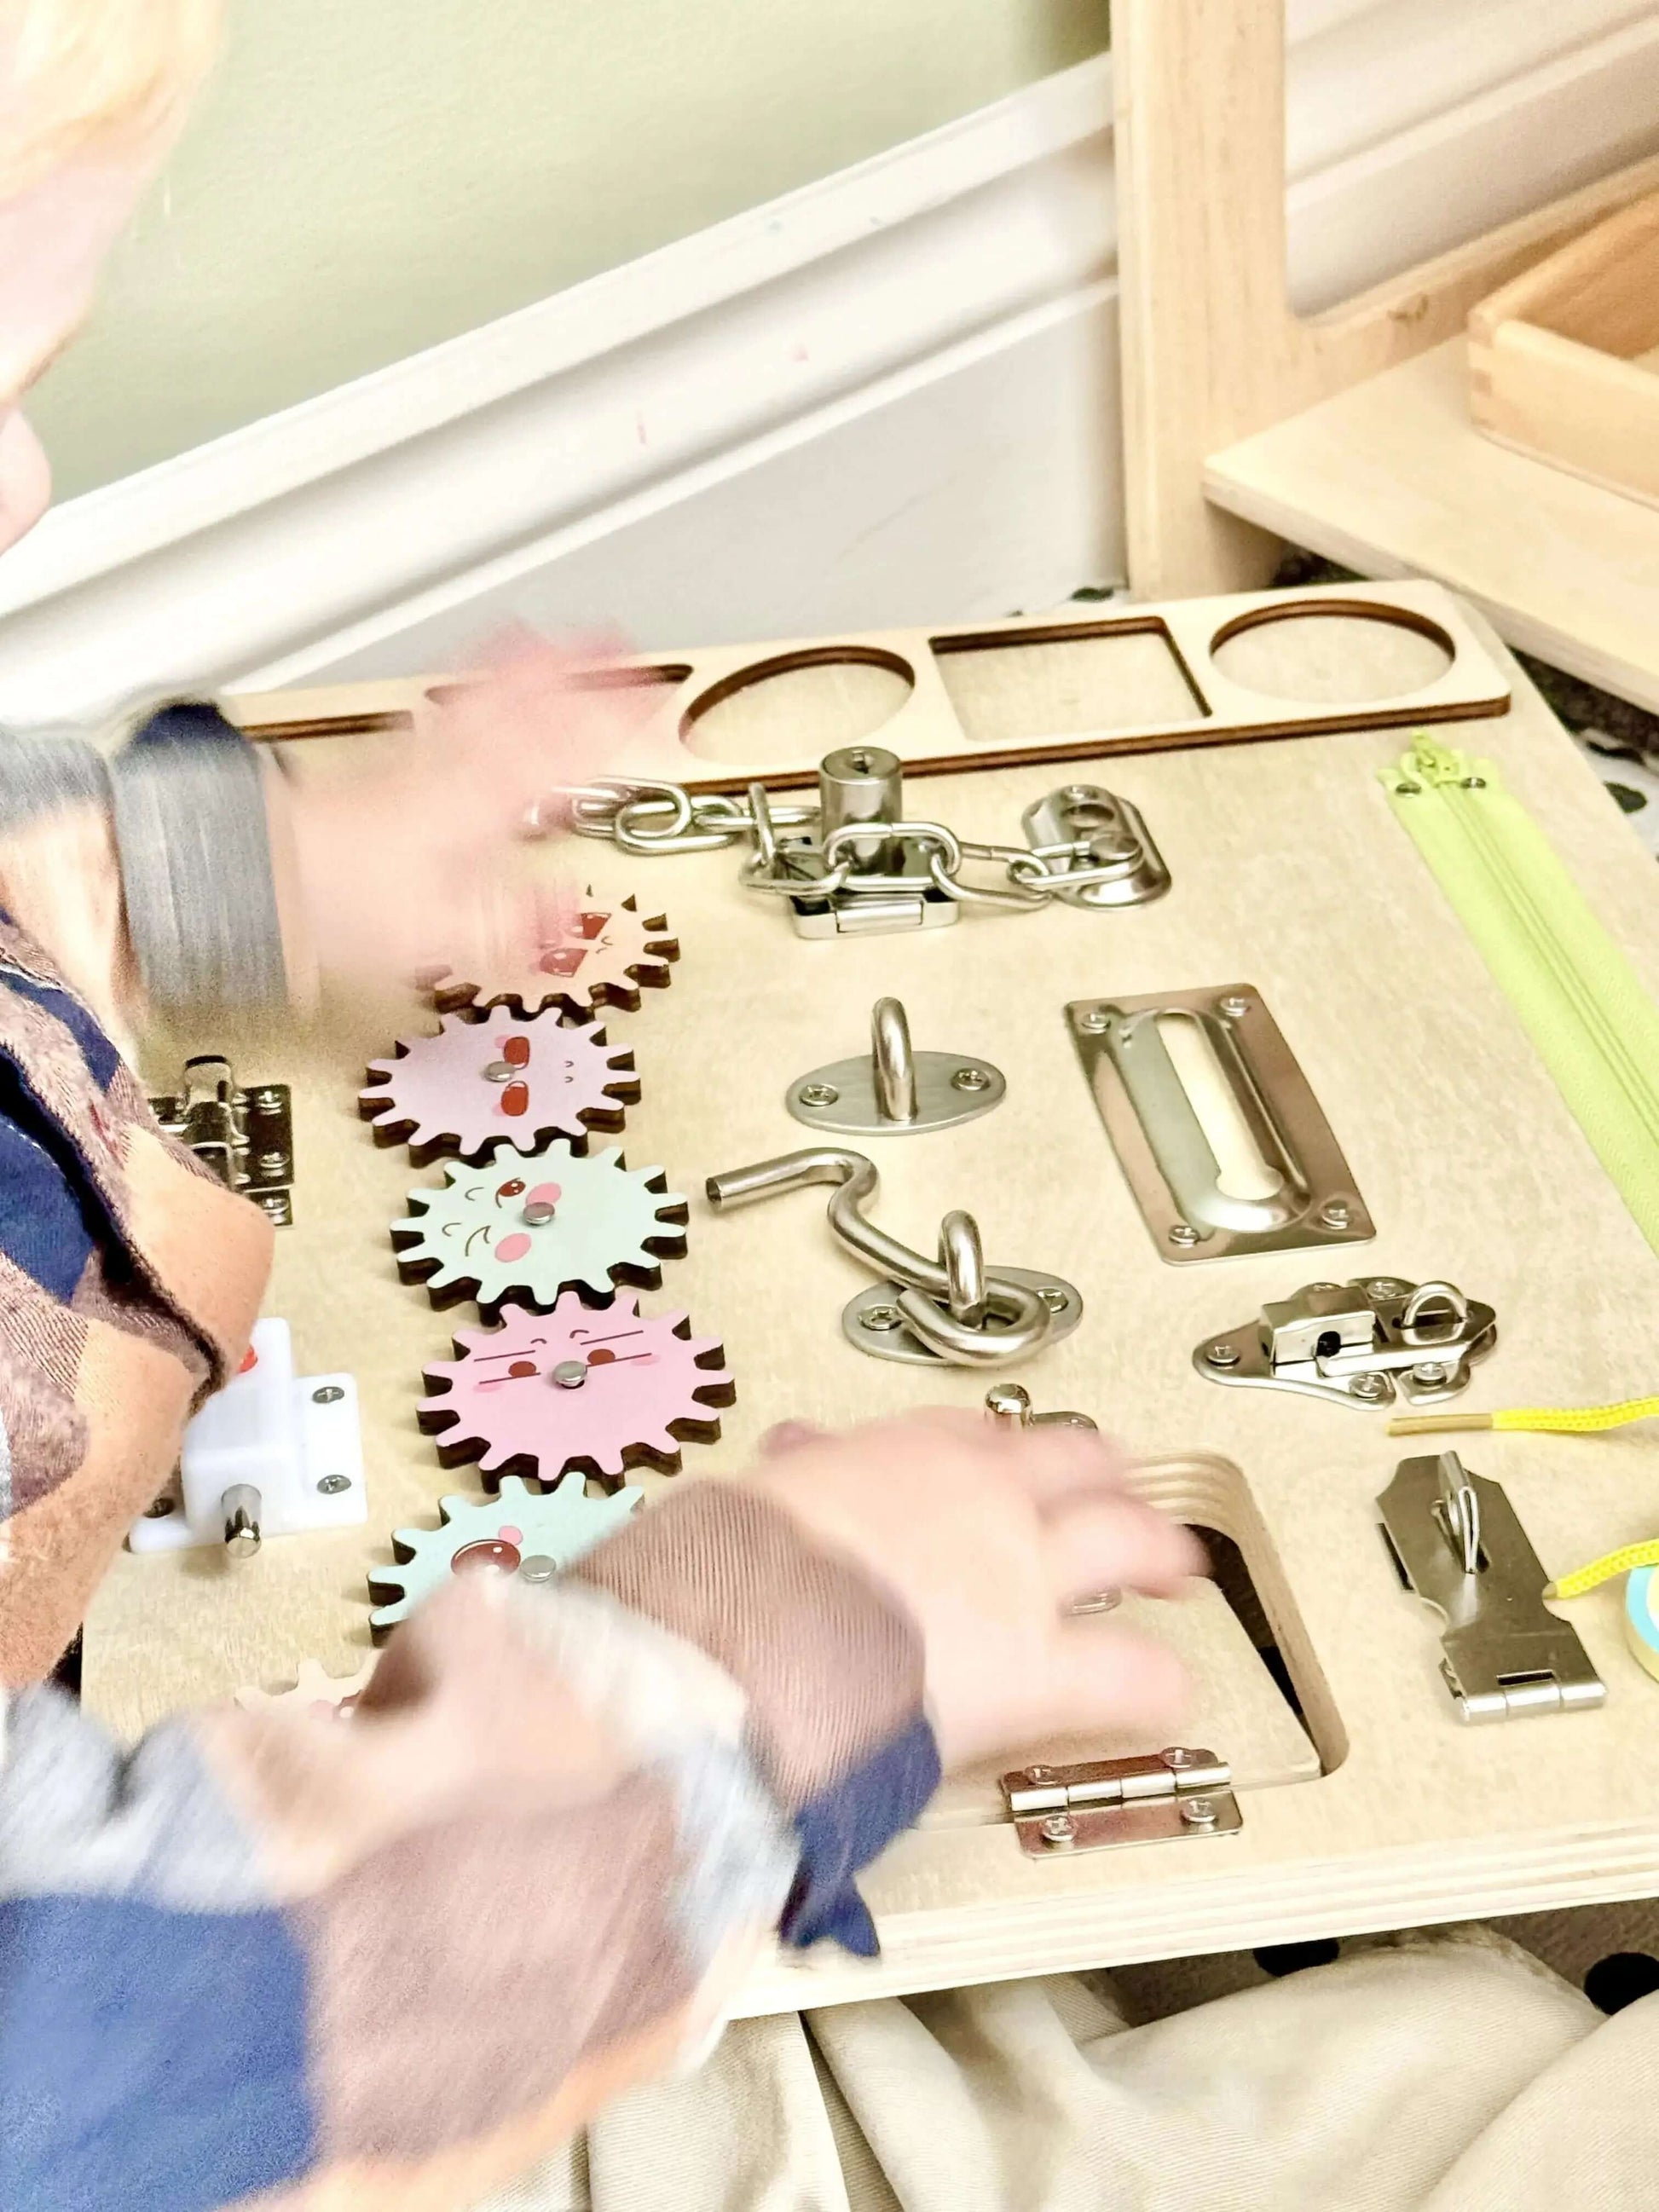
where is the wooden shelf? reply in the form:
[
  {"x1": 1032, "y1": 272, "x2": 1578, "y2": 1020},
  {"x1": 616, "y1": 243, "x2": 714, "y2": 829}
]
[{"x1": 1205, "y1": 338, "x2": 1659, "y2": 715}]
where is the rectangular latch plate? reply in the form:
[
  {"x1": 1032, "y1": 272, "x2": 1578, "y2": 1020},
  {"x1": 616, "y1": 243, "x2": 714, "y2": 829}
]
[{"x1": 1001, "y1": 1747, "x2": 1242, "y2": 1857}]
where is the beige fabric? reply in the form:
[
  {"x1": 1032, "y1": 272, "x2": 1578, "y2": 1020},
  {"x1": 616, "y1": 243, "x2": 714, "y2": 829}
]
[{"x1": 481, "y1": 1929, "x2": 1659, "y2": 2211}]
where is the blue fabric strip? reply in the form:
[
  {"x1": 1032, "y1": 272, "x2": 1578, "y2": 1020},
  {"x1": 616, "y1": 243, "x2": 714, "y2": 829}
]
[
  {"x1": 779, "y1": 1713, "x2": 941, "y2": 1956},
  {"x1": 0, "y1": 1894, "x2": 315, "y2": 2212}
]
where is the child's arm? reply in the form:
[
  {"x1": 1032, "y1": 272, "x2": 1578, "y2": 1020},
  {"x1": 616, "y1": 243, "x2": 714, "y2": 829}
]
[{"x1": 2, "y1": 1415, "x2": 1195, "y2": 2209}]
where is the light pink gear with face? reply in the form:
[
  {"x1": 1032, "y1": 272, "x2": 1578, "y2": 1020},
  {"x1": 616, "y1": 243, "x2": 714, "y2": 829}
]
[
  {"x1": 360, "y1": 1010, "x2": 638, "y2": 1163},
  {"x1": 419, "y1": 1291, "x2": 733, "y2": 1491},
  {"x1": 427, "y1": 891, "x2": 678, "y2": 1020}
]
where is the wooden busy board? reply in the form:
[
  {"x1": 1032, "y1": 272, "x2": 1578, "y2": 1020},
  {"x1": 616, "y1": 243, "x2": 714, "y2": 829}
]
[{"x1": 83, "y1": 581, "x2": 1659, "y2": 2017}]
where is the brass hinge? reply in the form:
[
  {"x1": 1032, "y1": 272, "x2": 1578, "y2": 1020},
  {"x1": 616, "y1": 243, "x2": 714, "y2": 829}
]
[
  {"x1": 148, "y1": 1054, "x2": 294, "y2": 1226},
  {"x1": 1001, "y1": 1746, "x2": 1241, "y2": 1857}
]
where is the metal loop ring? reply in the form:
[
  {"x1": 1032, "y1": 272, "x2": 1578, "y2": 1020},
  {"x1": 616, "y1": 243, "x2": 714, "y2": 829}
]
[{"x1": 1402, "y1": 1280, "x2": 1470, "y2": 1342}]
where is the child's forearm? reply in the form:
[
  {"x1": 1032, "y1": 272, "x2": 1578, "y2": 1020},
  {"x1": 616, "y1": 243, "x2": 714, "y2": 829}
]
[
  {"x1": 0, "y1": 1489, "x2": 939, "y2": 2210},
  {"x1": 0, "y1": 703, "x2": 295, "y2": 1038}
]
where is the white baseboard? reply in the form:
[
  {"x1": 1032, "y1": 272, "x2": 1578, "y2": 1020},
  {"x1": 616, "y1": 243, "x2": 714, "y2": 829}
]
[{"x1": 2, "y1": 5, "x2": 1657, "y2": 721}]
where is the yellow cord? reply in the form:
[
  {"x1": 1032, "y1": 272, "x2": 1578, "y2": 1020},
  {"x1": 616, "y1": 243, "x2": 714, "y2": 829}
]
[
  {"x1": 1548, "y1": 1540, "x2": 1659, "y2": 1601},
  {"x1": 1389, "y1": 1395, "x2": 1659, "y2": 1438}
]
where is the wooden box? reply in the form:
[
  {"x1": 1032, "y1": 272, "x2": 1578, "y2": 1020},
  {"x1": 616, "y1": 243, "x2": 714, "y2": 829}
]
[{"x1": 1469, "y1": 188, "x2": 1659, "y2": 510}]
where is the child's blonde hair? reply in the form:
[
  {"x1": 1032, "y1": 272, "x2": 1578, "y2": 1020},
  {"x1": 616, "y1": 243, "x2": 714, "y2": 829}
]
[{"x1": 0, "y1": 0, "x2": 221, "y2": 197}]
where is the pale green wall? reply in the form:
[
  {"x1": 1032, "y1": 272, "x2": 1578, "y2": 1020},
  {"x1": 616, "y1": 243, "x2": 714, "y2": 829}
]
[{"x1": 26, "y1": 0, "x2": 1109, "y2": 498}]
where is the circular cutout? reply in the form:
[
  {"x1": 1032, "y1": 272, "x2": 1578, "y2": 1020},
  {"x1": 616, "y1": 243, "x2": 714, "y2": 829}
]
[
  {"x1": 681, "y1": 648, "x2": 915, "y2": 766},
  {"x1": 1207, "y1": 602, "x2": 1454, "y2": 705}
]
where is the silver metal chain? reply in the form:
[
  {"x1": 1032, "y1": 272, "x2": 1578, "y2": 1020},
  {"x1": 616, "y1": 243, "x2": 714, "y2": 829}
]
[{"x1": 559, "y1": 775, "x2": 1146, "y2": 910}]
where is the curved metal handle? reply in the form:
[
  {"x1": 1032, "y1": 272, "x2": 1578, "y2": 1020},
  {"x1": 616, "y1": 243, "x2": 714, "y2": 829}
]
[{"x1": 705, "y1": 1146, "x2": 1052, "y2": 1364}]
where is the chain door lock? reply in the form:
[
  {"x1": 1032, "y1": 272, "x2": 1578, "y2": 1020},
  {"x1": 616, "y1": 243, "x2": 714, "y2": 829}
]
[
  {"x1": 1002, "y1": 1747, "x2": 1241, "y2": 1857},
  {"x1": 148, "y1": 1054, "x2": 294, "y2": 1225},
  {"x1": 1195, "y1": 1276, "x2": 1496, "y2": 1409},
  {"x1": 705, "y1": 1146, "x2": 1082, "y2": 1367},
  {"x1": 563, "y1": 750, "x2": 1169, "y2": 939},
  {"x1": 1378, "y1": 1451, "x2": 1604, "y2": 1722}
]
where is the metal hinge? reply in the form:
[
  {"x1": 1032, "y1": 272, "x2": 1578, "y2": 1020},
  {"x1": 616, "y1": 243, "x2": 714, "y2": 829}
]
[
  {"x1": 1001, "y1": 1747, "x2": 1242, "y2": 1857},
  {"x1": 148, "y1": 1054, "x2": 294, "y2": 1225}
]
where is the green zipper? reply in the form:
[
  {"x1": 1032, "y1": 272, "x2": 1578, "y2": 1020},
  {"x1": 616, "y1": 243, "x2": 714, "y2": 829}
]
[{"x1": 1381, "y1": 737, "x2": 1659, "y2": 1256}]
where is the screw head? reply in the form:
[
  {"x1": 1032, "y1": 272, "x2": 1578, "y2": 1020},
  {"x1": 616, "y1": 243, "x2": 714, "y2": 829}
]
[
  {"x1": 1180, "y1": 1797, "x2": 1219, "y2": 1828},
  {"x1": 1218, "y1": 994, "x2": 1250, "y2": 1019},
  {"x1": 1037, "y1": 1285, "x2": 1070, "y2": 1313},
  {"x1": 249, "y1": 1086, "x2": 286, "y2": 1108},
  {"x1": 517, "y1": 1555, "x2": 558, "y2": 1585},
  {"x1": 1461, "y1": 775, "x2": 1487, "y2": 789},
  {"x1": 483, "y1": 1060, "x2": 516, "y2": 1083},
  {"x1": 312, "y1": 1384, "x2": 345, "y2": 1406},
  {"x1": 1039, "y1": 1813, "x2": 1078, "y2": 1847},
  {"x1": 1350, "y1": 1372, "x2": 1389, "y2": 1402},
  {"x1": 1160, "y1": 1747, "x2": 1197, "y2": 1770},
  {"x1": 862, "y1": 1303, "x2": 903, "y2": 1331},
  {"x1": 1367, "y1": 1278, "x2": 1408, "y2": 1300},
  {"x1": 552, "y1": 1360, "x2": 588, "y2": 1389},
  {"x1": 1077, "y1": 1008, "x2": 1110, "y2": 1034},
  {"x1": 315, "y1": 1473, "x2": 351, "y2": 1495},
  {"x1": 799, "y1": 1081, "x2": 840, "y2": 1107},
  {"x1": 1395, "y1": 780, "x2": 1422, "y2": 795},
  {"x1": 951, "y1": 1066, "x2": 991, "y2": 1094},
  {"x1": 1204, "y1": 1340, "x2": 1240, "y2": 1368},
  {"x1": 1319, "y1": 1198, "x2": 1352, "y2": 1229},
  {"x1": 1411, "y1": 1361, "x2": 1449, "y2": 1387},
  {"x1": 1169, "y1": 1224, "x2": 1201, "y2": 1248},
  {"x1": 1024, "y1": 1765, "x2": 1052, "y2": 1783},
  {"x1": 523, "y1": 1199, "x2": 557, "y2": 1227}
]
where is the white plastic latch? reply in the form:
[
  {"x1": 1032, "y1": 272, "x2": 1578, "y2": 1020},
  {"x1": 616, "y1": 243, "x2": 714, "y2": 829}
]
[{"x1": 129, "y1": 1318, "x2": 366, "y2": 1556}]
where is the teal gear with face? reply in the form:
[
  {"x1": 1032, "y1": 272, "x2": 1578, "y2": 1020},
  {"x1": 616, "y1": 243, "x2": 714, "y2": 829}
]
[
  {"x1": 391, "y1": 1143, "x2": 688, "y2": 1315},
  {"x1": 366, "y1": 1473, "x2": 642, "y2": 1637}
]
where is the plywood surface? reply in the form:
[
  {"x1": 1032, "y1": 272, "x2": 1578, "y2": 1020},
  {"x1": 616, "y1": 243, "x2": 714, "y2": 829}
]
[
  {"x1": 85, "y1": 605, "x2": 1659, "y2": 2015},
  {"x1": 1205, "y1": 338, "x2": 1659, "y2": 715}
]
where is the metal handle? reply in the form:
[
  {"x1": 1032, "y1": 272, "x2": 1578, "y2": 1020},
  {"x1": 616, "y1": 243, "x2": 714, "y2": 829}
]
[{"x1": 705, "y1": 1146, "x2": 1052, "y2": 1365}]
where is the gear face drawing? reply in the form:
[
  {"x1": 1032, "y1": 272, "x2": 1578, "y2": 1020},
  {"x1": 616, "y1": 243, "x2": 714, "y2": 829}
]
[
  {"x1": 391, "y1": 1145, "x2": 689, "y2": 1319},
  {"x1": 366, "y1": 1473, "x2": 641, "y2": 1639},
  {"x1": 360, "y1": 1010, "x2": 637, "y2": 1164},
  {"x1": 429, "y1": 891, "x2": 678, "y2": 1022},
  {"x1": 419, "y1": 1291, "x2": 733, "y2": 1493},
  {"x1": 234, "y1": 1656, "x2": 378, "y2": 1719}
]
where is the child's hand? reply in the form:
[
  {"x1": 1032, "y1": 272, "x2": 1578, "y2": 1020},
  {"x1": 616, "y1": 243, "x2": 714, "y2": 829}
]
[
  {"x1": 280, "y1": 630, "x2": 654, "y2": 1004},
  {"x1": 746, "y1": 1408, "x2": 1203, "y2": 1770}
]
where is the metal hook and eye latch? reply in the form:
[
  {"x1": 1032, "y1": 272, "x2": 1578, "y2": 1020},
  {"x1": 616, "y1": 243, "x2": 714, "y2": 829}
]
[{"x1": 705, "y1": 1147, "x2": 1083, "y2": 1368}]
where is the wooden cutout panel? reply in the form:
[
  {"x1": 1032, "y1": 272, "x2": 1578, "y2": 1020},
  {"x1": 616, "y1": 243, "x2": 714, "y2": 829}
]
[
  {"x1": 84, "y1": 598, "x2": 1659, "y2": 2021},
  {"x1": 225, "y1": 579, "x2": 1510, "y2": 791}
]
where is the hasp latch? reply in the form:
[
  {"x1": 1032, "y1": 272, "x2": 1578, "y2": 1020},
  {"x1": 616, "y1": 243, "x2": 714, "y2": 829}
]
[
  {"x1": 148, "y1": 1054, "x2": 294, "y2": 1225},
  {"x1": 1001, "y1": 1747, "x2": 1241, "y2": 1857},
  {"x1": 1195, "y1": 1275, "x2": 1496, "y2": 1409},
  {"x1": 1378, "y1": 1451, "x2": 1604, "y2": 1723}
]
